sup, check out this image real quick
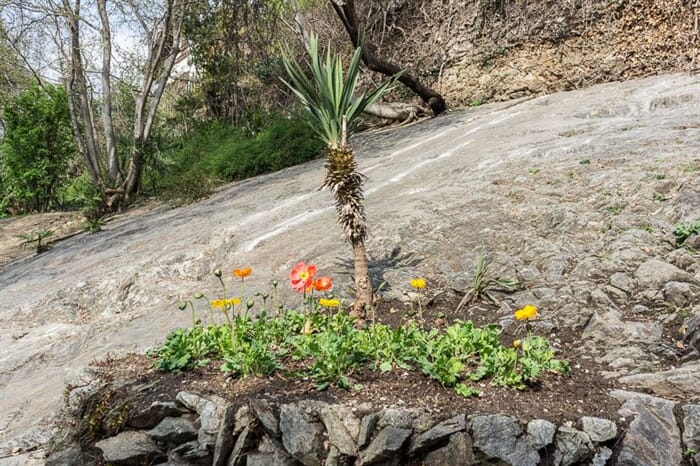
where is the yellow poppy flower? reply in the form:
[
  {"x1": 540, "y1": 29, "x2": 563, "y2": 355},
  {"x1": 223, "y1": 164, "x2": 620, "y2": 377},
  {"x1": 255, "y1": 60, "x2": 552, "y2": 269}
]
[
  {"x1": 319, "y1": 298, "x2": 341, "y2": 308},
  {"x1": 210, "y1": 298, "x2": 241, "y2": 308},
  {"x1": 409, "y1": 278, "x2": 426, "y2": 290},
  {"x1": 514, "y1": 304, "x2": 538, "y2": 321}
]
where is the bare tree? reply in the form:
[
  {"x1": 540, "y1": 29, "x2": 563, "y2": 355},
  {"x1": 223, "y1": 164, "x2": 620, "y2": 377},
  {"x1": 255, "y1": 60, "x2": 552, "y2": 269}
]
[
  {"x1": 329, "y1": 0, "x2": 447, "y2": 115},
  {"x1": 3, "y1": 0, "x2": 185, "y2": 209}
]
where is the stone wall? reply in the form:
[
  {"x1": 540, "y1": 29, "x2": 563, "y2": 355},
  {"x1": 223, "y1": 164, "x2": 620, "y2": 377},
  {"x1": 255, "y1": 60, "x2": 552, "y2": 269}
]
[{"x1": 46, "y1": 370, "x2": 700, "y2": 466}]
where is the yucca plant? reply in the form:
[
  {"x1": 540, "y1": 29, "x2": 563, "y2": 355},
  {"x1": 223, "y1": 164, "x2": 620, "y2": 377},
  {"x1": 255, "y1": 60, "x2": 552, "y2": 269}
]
[{"x1": 282, "y1": 34, "x2": 400, "y2": 317}]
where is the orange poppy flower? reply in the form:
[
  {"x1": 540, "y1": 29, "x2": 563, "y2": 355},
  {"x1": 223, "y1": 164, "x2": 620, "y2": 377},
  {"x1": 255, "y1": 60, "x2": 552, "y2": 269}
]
[
  {"x1": 312, "y1": 276, "x2": 332, "y2": 292},
  {"x1": 233, "y1": 267, "x2": 252, "y2": 279},
  {"x1": 290, "y1": 261, "x2": 317, "y2": 293}
]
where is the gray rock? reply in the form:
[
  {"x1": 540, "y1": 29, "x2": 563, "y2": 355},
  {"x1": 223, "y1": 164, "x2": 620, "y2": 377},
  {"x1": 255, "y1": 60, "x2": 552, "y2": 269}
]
[
  {"x1": 358, "y1": 426, "x2": 412, "y2": 466},
  {"x1": 320, "y1": 406, "x2": 358, "y2": 456},
  {"x1": 663, "y1": 281, "x2": 697, "y2": 306},
  {"x1": 422, "y1": 432, "x2": 474, "y2": 466},
  {"x1": 213, "y1": 403, "x2": 236, "y2": 466},
  {"x1": 127, "y1": 401, "x2": 186, "y2": 429},
  {"x1": 45, "y1": 441, "x2": 93, "y2": 466},
  {"x1": 610, "y1": 272, "x2": 635, "y2": 292},
  {"x1": 234, "y1": 405, "x2": 255, "y2": 436},
  {"x1": 325, "y1": 445, "x2": 352, "y2": 466},
  {"x1": 168, "y1": 440, "x2": 212, "y2": 465},
  {"x1": 553, "y1": 426, "x2": 594, "y2": 466},
  {"x1": 685, "y1": 311, "x2": 700, "y2": 353},
  {"x1": 251, "y1": 399, "x2": 280, "y2": 437},
  {"x1": 95, "y1": 430, "x2": 164, "y2": 466},
  {"x1": 409, "y1": 414, "x2": 466, "y2": 454},
  {"x1": 581, "y1": 417, "x2": 617, "y2": 443},
  {"x1": 583, "y1": 310, "x2": 662, "y2": 344},
  {"x1": 358, "y1": 413, "x2": 380, "y2": 449},
  {"x1": 591, "y1": 446, "x2": 613, "y2": 466},
  {"x1": 176, "y1": 391, "x2": 208, "y2": 413},
  {"x1": 377, "y1": 408, "x2": 417, "y2": 429},
  {"x1": 228, "y1": 423, "x2": 260, "y2": 466},
  {"x1": 613, "y1": 391, "x2": 683, "y2": 466},
  {"x1": 470, "y1": 414, "x2": 539, "y2": 466},
  {"x1": 148, "y1": 416, "x2": 197, "y2": 446},
  {"x1": 280, "y1": 402, "x2": 326, "y2": 466},
  {"x1": 618, "y1": 361, "x2": 700, "y2": 400},
  {"x1": 682, "y1": 404, "x2": 700, "y2": 451},
  {"x1": 527, "y1": 419, "x2": 556, "y2": 450},
  {"x1": 635, "y1": 259, "x2": 695, "y2": 290},
  {"x1": 248, "y1": 435, "x2": 297, "y2": 466}
]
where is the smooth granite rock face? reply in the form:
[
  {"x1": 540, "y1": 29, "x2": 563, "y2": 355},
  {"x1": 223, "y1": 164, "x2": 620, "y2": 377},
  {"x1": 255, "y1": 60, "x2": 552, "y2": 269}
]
[
  {"x1": 581, "y1": 417, "x2": 618, "y2": 443},
  {"x1": 614, "y1": 391, "x2": 683, "y2": 466},
  {"x1": 527, "y1": 419, "x2": 557, "y2": 450},
  {"x1": 147, "y1": 416, "x2": 198, "y2": 446}
]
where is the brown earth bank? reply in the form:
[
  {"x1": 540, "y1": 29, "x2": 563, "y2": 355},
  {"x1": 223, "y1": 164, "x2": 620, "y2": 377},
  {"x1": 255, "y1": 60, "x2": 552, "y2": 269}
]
[{"x1": 316, "y1": 0, "x2": 700, "y2": 107}]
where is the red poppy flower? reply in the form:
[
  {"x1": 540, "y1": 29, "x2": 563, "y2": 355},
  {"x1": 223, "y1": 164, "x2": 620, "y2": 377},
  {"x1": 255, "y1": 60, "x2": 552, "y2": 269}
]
[
  {"x1": 290, "y1": 261, "x2": 317, "y2": 293},
  {"x1": 312, "y1": 276, "x2": 332, "y2": 291}
]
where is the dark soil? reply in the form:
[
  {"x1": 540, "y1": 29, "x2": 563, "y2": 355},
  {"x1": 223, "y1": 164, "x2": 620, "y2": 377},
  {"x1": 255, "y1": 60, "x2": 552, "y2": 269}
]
[{"x1": 93, "y1": 292, "x2": 622, "y2": 428}]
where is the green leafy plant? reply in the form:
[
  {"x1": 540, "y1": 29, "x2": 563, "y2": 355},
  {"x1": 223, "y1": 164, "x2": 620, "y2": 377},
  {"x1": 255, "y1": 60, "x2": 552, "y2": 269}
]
[
  {"x1": 579, "y1": 159, "x2": 591, "y2": 165},
  {"x1": 17, "y1": 229, "x2": 53, "y2": 254},
  {"x1": 673, "y1": 221, "x2": 700, "y2": 246},
  {"x1": 528, "y1": 168, "x2": 540, "y2": 175},
  {"x1": 153, "y1": 265, "x2": 567, "y2": 397},
  {"x1": 456, "y1": 252, "x2": 522, "y2": 310},
  {"x1": 652, "y1": 192, "x2": 667, "y2": 202},
  {"x1": 469, "y1": 97, "x2": 485, "y2": 107}
]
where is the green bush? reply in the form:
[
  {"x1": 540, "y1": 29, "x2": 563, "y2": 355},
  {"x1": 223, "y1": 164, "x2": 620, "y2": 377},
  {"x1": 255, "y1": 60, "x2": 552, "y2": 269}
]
[
  {"x1": 154, "y1": 115, "x2": 324, "y2": 202},
  {"x1": 0, "y1": 83, "x2": 76, "y2": 212}
]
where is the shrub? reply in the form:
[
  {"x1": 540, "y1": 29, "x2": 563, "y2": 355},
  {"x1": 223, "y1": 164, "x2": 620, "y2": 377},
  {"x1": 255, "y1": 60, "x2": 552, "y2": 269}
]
[
  {"x1": 154, "y1": 115, "x2": 324, "y2": 202},
  {"x1": 0, "y1": 84, "x2": 76, "y2": 212}
]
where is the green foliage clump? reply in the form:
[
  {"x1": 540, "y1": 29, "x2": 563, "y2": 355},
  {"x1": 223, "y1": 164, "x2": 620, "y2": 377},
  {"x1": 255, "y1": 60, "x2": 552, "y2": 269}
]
[
  {"x1": 154, "y1": 115, "x2": 324, "y2": 202},
  {"x1": 0, "y1": 83, "x2": 77, "y2": 212},
  {"x1": 153, "y1": 309, "x2": 569, "y2": 396},
  {"x1": 673, "y1": 220, "x2": 700, "y2": 246}
]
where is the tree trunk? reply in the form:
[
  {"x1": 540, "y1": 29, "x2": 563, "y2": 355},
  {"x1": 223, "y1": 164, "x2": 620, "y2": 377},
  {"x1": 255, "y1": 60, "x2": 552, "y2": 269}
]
[
  {"x1": 351, "y1": 238, "x2": 373, "y2": 317},
  {"x1": 97, "y1": 0, "x2": 122, "y2": 184},
  {"x1": 330, "y1": 0, "x2": 447, "y2": 115}
]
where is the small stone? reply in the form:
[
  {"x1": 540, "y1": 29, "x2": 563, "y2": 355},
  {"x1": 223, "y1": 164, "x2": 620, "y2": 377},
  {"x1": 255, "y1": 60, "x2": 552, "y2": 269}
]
[
  {"x1": 148, "y1": 416, "x2": 197, "y2": 447},
  {"x1": 662, "y1": 281, "x2": 696, "y2": 307},
  {"x1": 280, "y1": 402, "x2": 326, "y2": 466},
  {"x1": 234, "y1": 405, "x2": 256, "y2": 435},
  {"x1": 176, "y1": 391, "x2": 207, "y2": 413},
  {"x1": 613, "y1": 390, "x2": 683, "y2": 466},
  {"x1": 635, "y1": 259, "x2": 695, "y2": 290},
  {"x1": 610, "y1": 272, "x2": 635, "y2": 292},
  {"x1": 527, "y1": 419, "x2": 556, "y2": 450},
  {"x1": 169, "y1": 440, "x2": 212, "y2": 465},
  {"x1": 409, "y1": 414, "x2": 466, "y2": 454},
  {"x1": 251, "y1": 399, "x2": 280, "y2": 437},
  {"x1": 581, "y1": 417, "x2": 617, "y2": 443},
  {"x1": 553, "y1": 426, "x2": 594, "y2": 466},
  {"x1": 422, "y1": 432, "x2": 474, "y2": 466},
  {"x1": 470, "y1": 415, "x2": 539, "y2": 466},
  {"x1": 358, "y1": 426, "x2": 412, "y2": 466},
  {"x1": 591, "y1": 446, "x2": 613, "y2": 466},
  {"x1": 320, "y1": 406, "x2": 358, "y2": 456},
  {"x1": 618, "y1": 361, "x2": 700, "y2": 400},
  {"x1": 127, "y1": 401, "x2": 186, "y2": 429},
  {"x1": 358, "y1": 413, "x2": 380, "y2": 449},
  {"x1": 228, "y1": 423, "x2": 259, "y2": 466},
  {"x1": 682, "y1": 404, "x2": 700, "y2": 451},
  {"x1": 95, "y1": 431, "x2": 164, "y2": 466}
]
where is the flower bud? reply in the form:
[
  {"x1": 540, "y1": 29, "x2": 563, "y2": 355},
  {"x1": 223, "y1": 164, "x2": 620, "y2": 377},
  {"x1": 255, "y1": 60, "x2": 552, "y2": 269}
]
[
  {"x1": 177, "y1": 301, "x2": 187, "y2": 310},
  {"x1": 246, "y1": 300, "x2": 254, "y2": 310},
  {"x1": 213, "y1": 268, "x2": 222, "y2": 278},
  {"x1": 193, "y1": 292, "x2": 204, "y2": 299}
]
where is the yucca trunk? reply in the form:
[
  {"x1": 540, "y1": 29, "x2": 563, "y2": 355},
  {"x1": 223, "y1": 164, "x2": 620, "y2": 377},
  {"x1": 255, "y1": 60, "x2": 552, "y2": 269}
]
[{"x1": 323, "y1": 146, "x2": 373, "y2": 316}]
